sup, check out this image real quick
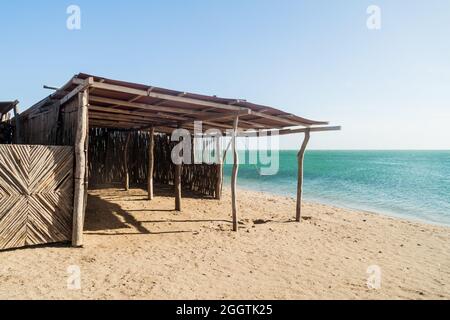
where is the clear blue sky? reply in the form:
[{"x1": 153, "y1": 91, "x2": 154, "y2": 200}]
[{"x1": 1, "y1": 0, "x2": 449, "y2": 149}]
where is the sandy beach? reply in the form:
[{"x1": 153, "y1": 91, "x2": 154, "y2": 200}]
[{"x1": 1, "y1": 187, "x2": 449, "y2": 300}]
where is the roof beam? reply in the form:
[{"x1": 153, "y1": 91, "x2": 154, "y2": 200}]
[
  {"x1": 89, "y1": 105, "x2": 187, "y2": 122},
  {"x1": 90, "y1": 119, "x2": 141, "y2": 129},
  {"x1": 89, "y1": 113, "x2": 156, "y2": 124},
  {"x1": 60, "y1": 77, "x2": 94, "y2": 105},
  {"x1": 278, "y1": 114, "x2": 329, "y2": 126},
  {"x1": 244, "y1": 111, "x2": 319, "y2": 127},
  {"x1": 84, "y1": 80, "x2": 251, "y2": 114},
  {"x1": 178, "y1": 109, "x2": 249, "y2": 126},
  {"x1": 237, "y1": 126, "x2": 341, "y2": 137},
  {"x1": 278, "y1": 126, "x2": 341, "y2": 135},
  {"x1": 90, "y1": 95, "x2": 215, "y2": 115}
]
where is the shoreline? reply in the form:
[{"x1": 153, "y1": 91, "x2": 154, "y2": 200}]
[
  {"x1": 233, "y1": 184, "x2": 450, "y2": 229},
  {"x1": 1, "y1": 187, "x2": 449, "y2": 299}
]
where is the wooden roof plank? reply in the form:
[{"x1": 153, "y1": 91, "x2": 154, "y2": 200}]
[{"x1": 85, "y1": 80, "x2": 251, "y2": 114}]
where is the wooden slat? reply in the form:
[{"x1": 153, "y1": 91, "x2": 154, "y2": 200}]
[
  {"x1": 0, "y1": 145, "x2": 74, "y2": 250},
  {"x1": 237, "y1": 126, "x2": 342, "y2": 137},
  {"x1": 87, "y1": 81, "x2": 251, "y2": 113},
  {"x1": 231, "y1": 116, "x2": 239, "y2": 232},
  {"x1": 296, "y1": 130, "x2": 310, "y2": 222},
  {"x1": 72, "y1": 90, "x2": 88, "y2": 247},
  {"x1": 89, "y1": 105, "x2": 186, "y2": 121},
  {"x1": 60, "y1": 77, "x2": 93, "y2": 105}
]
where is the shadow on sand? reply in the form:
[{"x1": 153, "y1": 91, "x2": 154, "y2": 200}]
[{"x1": 84, "y1": 185, "x2": 230, "y2": 236}]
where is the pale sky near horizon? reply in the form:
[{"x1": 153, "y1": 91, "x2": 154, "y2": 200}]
[{"x1": 1, "y1": 0, "x2": 449, "y2": 150}]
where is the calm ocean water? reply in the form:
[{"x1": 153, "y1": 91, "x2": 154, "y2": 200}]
[{"x1": 224, "y1": 150, "x2": 450, "y2": 226}]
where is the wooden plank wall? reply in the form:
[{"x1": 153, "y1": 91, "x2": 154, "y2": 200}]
[
  {"x1": 18, "y1": 98, "x2": 78, "y2": 147},
  {"x1": 0, "y1": 144, "x2": 74, "y2": 250}
]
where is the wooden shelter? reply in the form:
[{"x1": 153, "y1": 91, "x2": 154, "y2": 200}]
[{"x1": 13, "y1": 73, "x2": 340, "y2": 247}]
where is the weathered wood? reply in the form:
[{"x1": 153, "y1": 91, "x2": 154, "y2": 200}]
[
  {"x1": 0, "y1": 145, "x2": 74, "y2": 251},
  {"x1": 237, "y1": 126, "x2": 341, "y2": 137},
  {"x1": 215, "y1": 135, "x2": 223, "y2": 200},
  {"x1": 90, "y1": 96, "x2": 212, "y2": 116},
  {"x1": 60, "y1": 77, "x2": 93, "y2": 105},
  {"x1": 88, "y1": 81, "x2": 251, "y2": 113},
  {"x1": 82, "y1": 109, "x2": 90, "y2": 225},
  {"x1": 231, "y1": 116, "x2": 239, "y2": 231},
  {"x1": 87, "y1": 129, "x2": 221, "y2": 197},
  {"x1": 12, "y1": 102, "x2": 21, "y2": 144},
  {"x1": 72, "y1": 90, "x2": 88, "y2": 247},
  {"x1": 220, "y1": 138, "x2": 232, "y2": 195},
  {"x1": 124, "y1": 132, "x2": 131, "y2": 190},
  {"x1": 174, "y1": 163, "x2": 182, "y2": 211},
  {"x1": 147, "y1": 128, "x2": 155, "y2": 200},
  {"x1": 296, "y1": 129, "x2": 311, "y2": 222},
  {"x1": 249, "y1": 110, "x2": 314, "y2": 126}
]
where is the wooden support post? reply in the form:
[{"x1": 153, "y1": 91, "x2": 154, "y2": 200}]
[
  {"x1": 215, "y1": 135, "x2": 223, "y2": 200},
  {"x1": 174, "y1": 125, "x2": 183, "y2": 211},
  {"x1": 72, "y1": 90, "x2": 89, "y2": 247},
  {"x1": 296, "y1": 129, "x2": 310, "y2": 222},
  {"x1": 12, "y1": 102, "x2": 21, "y2": 144},
  {"x1": 231, "y1": 116, "x2": 239, "y2": 231},
  {"x1": 220, "y1": 138, "x2": 232, "y2": 194},
  {"x1": 147, "y1": 127, "x2": 155, "y2": 200},
  {"x1": 174, "y1": 163, "x2": 182, "y2": 211},
  {"x1": 82, "y1": 105, "x2": 90, "y2": 224},
  {"x1": 124, "y1": 132, "x2": 131, "y2": 191}
]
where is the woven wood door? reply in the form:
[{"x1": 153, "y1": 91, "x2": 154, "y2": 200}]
[{"x1": 0, "y1": 145, "x2": 74, "y2": 250}]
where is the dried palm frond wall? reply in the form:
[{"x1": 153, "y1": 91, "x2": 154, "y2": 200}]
[{"x1": 88, "y1": 128, "x2": 221, "y2": 197}]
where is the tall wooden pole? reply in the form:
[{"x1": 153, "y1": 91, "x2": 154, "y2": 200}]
[
  {"x1": 215, "y1": 135, "x2": 223, "y2": 200},
  {"x1": 124, "y1": 132, "x2": 131, "y2": 191},
  {"x1": 72, "y1": 90, "x2": 89, "y2": 247},
  {"x1": 296, "y1": 129, "x2": 310, "y2": 222},
  {"x1": 83, "y1": 104, "x2": 89, "y2": 223},
  {"x1": 231, "y1": 116, "x2": 239, "y2": 231},
  {"x1": 174, "y1": 125, "x2": 182, "y2": 211},
  {"x1": 174, "y1": 163, "x2": 182, "y2": 211},
  {"x1": 147, "y1": 127, "x2": 155, "y2": 200}
]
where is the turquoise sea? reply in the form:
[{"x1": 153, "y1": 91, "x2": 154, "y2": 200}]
[{"x1": 224, "y1": 151, "x2": 450, "y2": 226}]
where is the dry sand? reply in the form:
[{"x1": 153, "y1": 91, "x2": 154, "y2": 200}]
[{"x1": 1, "y1": 187, "x2": 449, "y2": 300}]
